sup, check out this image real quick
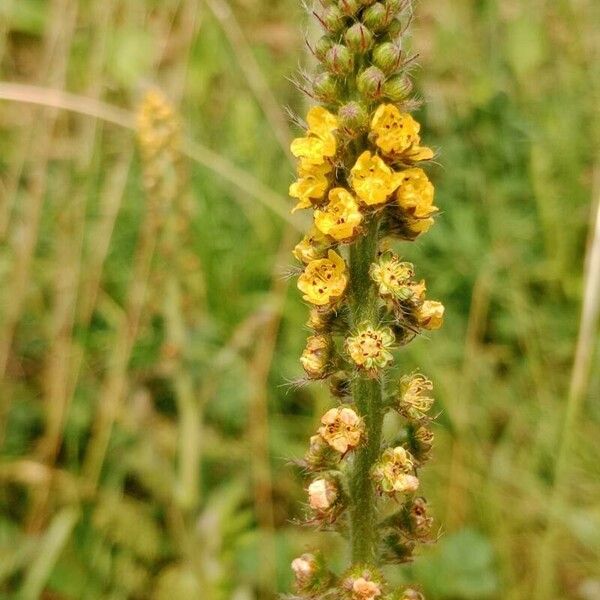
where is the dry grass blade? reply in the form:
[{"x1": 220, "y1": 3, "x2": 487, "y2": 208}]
[
  {"x1": 204, "y1": 0, "x2": 293, "y2": 160},
  {"x1": 0, "y1": 83, "x2": 299, "y2": 229}
]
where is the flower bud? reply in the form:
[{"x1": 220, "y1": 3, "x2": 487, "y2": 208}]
[
  {"x1": 325, "y1": 44, "x2": 354, "y2": 75},
  {"x1": 345, "y1": 23, "x2": 373, "y2": 53},
  {"x1": 385, "y1": 18, "x2": 403, "y2": 40},
  {"x1": 339, "y1": 0, "x2": 361, "y2": 16},
  {"x1": 312, "y1": 72, "x2": 341, "y2": 103},
  {"x1": 315, "y1": 35, "x2": 335, "y2": 61},
  {"x1": 301, "y1": 334, "x2": 332, "y2": 379},
  {"x1": 372, "y1": 41, "x2": 403, "y2": 74},
  {"x1": 383, "y1": 74, "x2": 413, "y2": 102},
  {"x1": 321, "y1": 6, "x2": 345, "y2": 34},
  {"x1": 362, "y1": 2, "x2": 391, "y2": 32},
  {"x1": 385, "y1": 0, "x2": 407, "y2": 14},
  {"x1": 357, "y1": 66, "x2": 386, "y2": 100},
  {"x1": 308, "y1": 477, "x2": 338, "y2": 511},
  {"x1": 305, "y1": 434, "x2": 336, "y2": 471},
  {"x1": 328, "y1": 369, "x2": 351, "y2": 398},
  {"x1": 291, "y1": 554, "x2": 318, "y2": 588},
  {"x1": 401, "y1": 590, "x2": 425, "y2": 600},
  {"x1": 338, "y1": 101, "x2": 369, "y2": 132},
  {"x1": 417, "y1": 300, "x2": 444, "y2": 330},
  {"x1": 307, "y1": 307, "x2": 333, "y2": 332}
]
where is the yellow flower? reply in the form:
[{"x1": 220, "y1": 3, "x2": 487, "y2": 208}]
[
  {"x1": 297, "y1": 250, "x2": 348, "y2": 306},
  {"x1": 350, "y1": 151, "x2": 403, "y2": 205},
  {"x1": 300, "y1": 334, "x2": 331, "y2": 379},
  {"x1": 292, "y1": 227, "x2": 332, "y2": 264},
  {"x1": 289, "y1": 161, "x2": 332, "y2": 212},
  {"x1": 314, "y1": 188, "x2": 363, "y2": 241},
  {"x1": 372, "y1": 447, "x2": 419, "y2": 495},
  {"x1": 346, "y1": 326, "x2": 395, "y2": 372},
  {"x1": 396, "y1": 168, "x2": 438, "y2": 218},
  {"x1": 404, "y1": 216, "x2": 435, "y2": 239},
  {"x1": 370, "y1": 253, "x2": 415, "y2": 299},
  {"x1": 318, "y1": 406, "x2": 364, "y2": 453},
  {"x1": 418, "y1": 300, "x2": 445, "y2": 330},
  {"x1": 306, "y1": 105, "x2": 339, "y2": 139},
  {"x1": 398, "y1": 373, "x2": 434, "y2": 421},
  {"x1": 291, "y1": 106, "x2": 338, "y2": 165},
  {"x1": 352, "y1": 578, "x2": 382, "y2": 600},
  {"x1": 370, "y1": 104, "x2": 434, "y2": 161}
]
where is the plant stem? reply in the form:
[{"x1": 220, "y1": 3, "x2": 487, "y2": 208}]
[{"x1": 348, "y1": 217, "x2": 383, "y2": 564}]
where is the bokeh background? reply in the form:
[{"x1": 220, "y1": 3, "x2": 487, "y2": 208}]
[{"x1": 0, "y1": 0, "x2": 599, "y2": 598}]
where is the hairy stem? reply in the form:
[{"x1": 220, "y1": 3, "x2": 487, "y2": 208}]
[{"x1": 348, "y1": 217, "x2": 383, "y2": 563}]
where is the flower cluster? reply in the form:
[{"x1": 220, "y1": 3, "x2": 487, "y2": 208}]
[{"x1": 288, "y1": 1, "x2": 443, "y2": 598}]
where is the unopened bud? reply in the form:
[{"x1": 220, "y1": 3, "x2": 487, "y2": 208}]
[
  {"x1": 401, "y1": 589, "x2": 425, "y2": 600},
  {"x1": 301, "y1": 334, "x2": 331, "y2": 380},
  {"x1": 308, "y1": 477, "x2": 338, "y2": 511},
  {"x1": 383, "y1": 73, "x2": 413, "y2": 101},
  {"x1": 338, "y1": 101, "x2": 369, "y2": 132},
  {"x1": 385, "y1": 18, "x2": 403, "y2": 40},
  {"x1": 321, "y1": 6, "x2": 345, "y2": 34},
  {"x1": 339, "y1": 0, "x2": 361, "y2": 16},
  {"x1": 325, "y1": 44, "x2": 354, "y2": 75},
  {"x1": 328, "y1": 370, "x2": 351, "y2": 398},
  {"x1": 315, "y1": 35, "x2": 335, "y2": 61},
  {"x1": 372, "y1": 41, "x2": 403, "y2": 74},
  {"x1": 357, "y1": 66, "x2": 386, "y2": 100},
  {"x1": 313, "y1": 72, "x2": 340, "y2": 103},
  {"x1": 291, "y1": 553, "x2": 318, "y2": 589},
  {"x1": 386, "y1": 0, "x2": 407, "y2": 14},
  {"x1": 345, "y1": 23, "x2": 373, "y2": 53},
  {"x1": 362, "y1": 2, "x2": 391, "y2": 32}
]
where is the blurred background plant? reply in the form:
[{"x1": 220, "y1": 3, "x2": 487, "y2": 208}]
[{"x1": 0, "y1": 0, "x2": 598, "y2": 599}]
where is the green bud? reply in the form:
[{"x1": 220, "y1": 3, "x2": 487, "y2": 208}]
[
  {"x1": 314, "y1": 36, "x2": 335, "y2": 61},
  {"x1": 312, "y1": 72, "x2": 340, "y2": 103},
  {"x1": 338, "y1": 0, "x2": 361, "y2": 16},
  {"x1": 385, "y1": 0, "x2": 406, "y2": 14},
  {"x1": 325, "y1": 44, "x2": 354, "y2": 75},
  {"x1": 357, "y1": 66, "x2": 386, "y2": 99},
  {"x1": 362, "y1": 2, "x2": 392, "y2": 32},
  {"x1": 338, "y1": 101, "x2": 369, "y2": 132},
  {"x1": 385, "y1": 18, "x2": 403, "y2": 40},
  {"x1": 383, "y1": 73, "x2": 412, "y2": 101},
  {"x1": 372, "y1": 41, "x2": 403, "y2": 74},
  {"x1": 321, "y1": 6, "x2": 345, "y2": 34},
  {"x1": 344, "y1": 23, "x2": 373, "y2": 53}
]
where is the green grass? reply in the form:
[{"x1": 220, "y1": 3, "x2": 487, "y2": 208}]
[{"x1": 0, "y1": 0, "x2": 599, "y2": 598}]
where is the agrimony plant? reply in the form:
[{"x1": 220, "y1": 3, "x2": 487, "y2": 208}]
[{"x1": 288, "y1": 1, "x2": 443, "y2": 598}]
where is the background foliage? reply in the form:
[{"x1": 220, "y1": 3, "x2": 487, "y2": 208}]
[{"x1": 0, "y1": 0, "x2": 598, "y2": 598}]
